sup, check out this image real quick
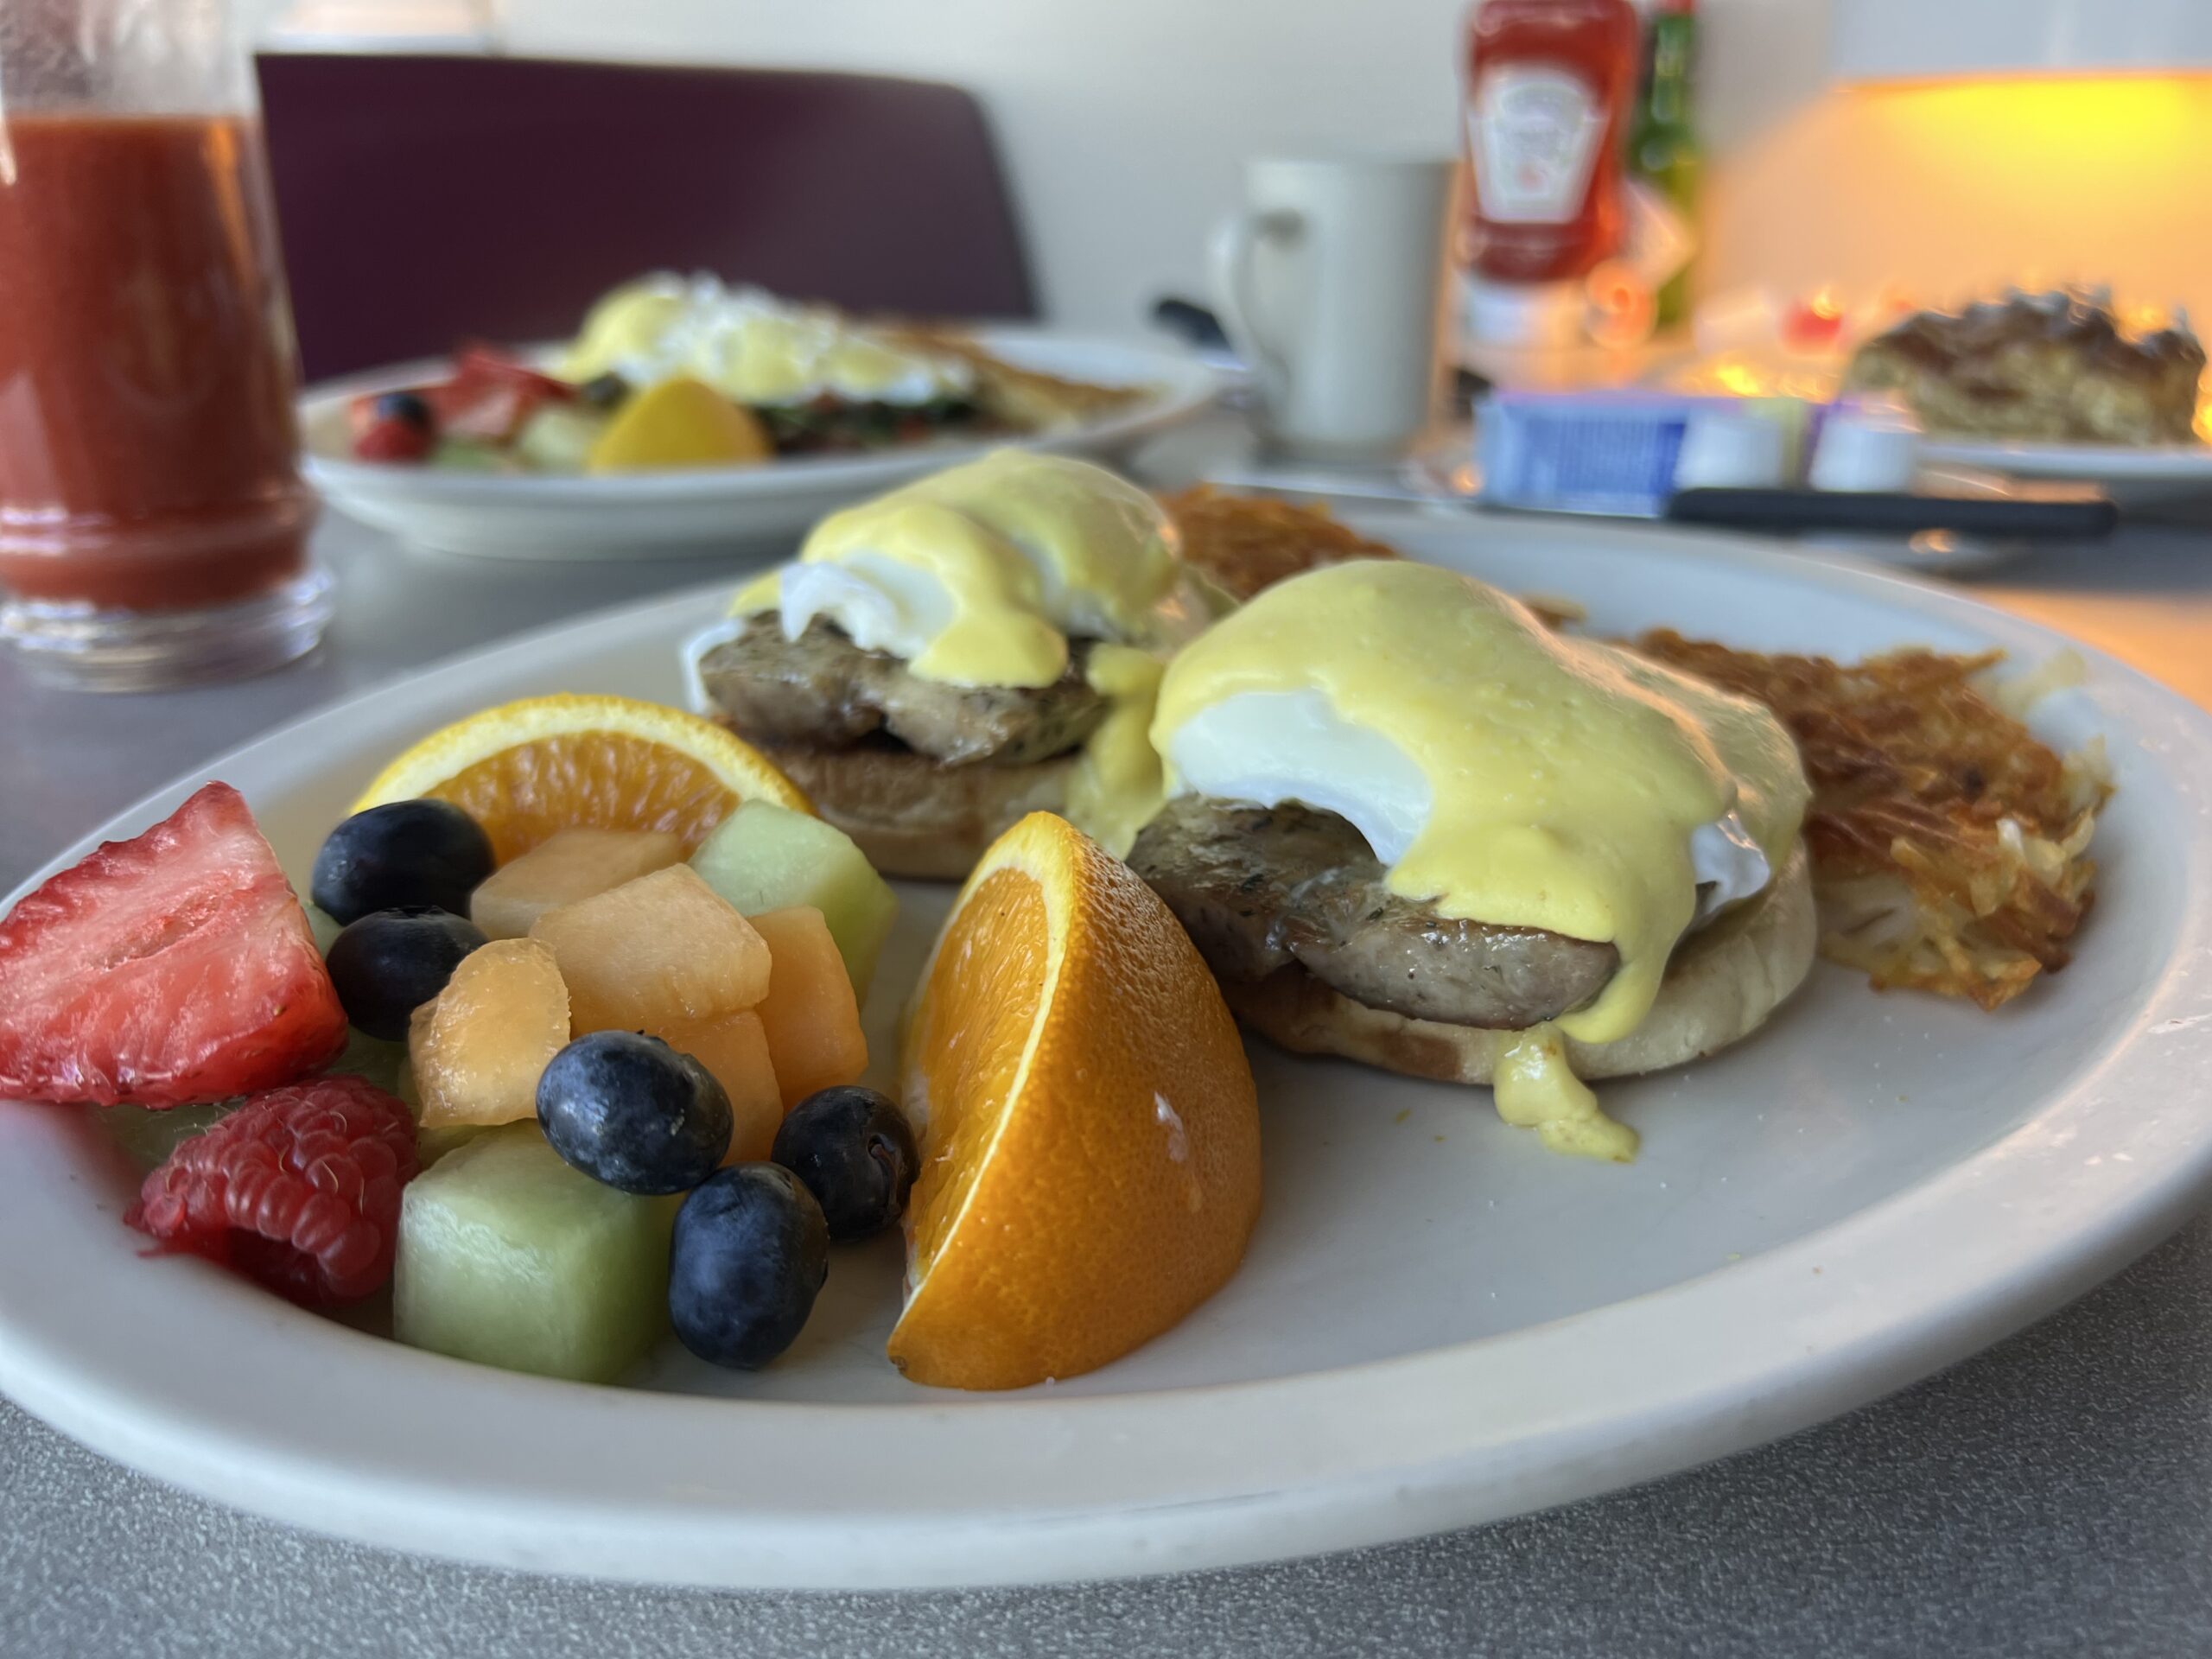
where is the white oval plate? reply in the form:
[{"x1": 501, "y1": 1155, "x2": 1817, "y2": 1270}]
[
  {"x1": 3, "y1": 517, "x2": 2212, "y2": 1592},
  {"x1": 301, "y1": 328, "x2": 1222, "y2": 559}
]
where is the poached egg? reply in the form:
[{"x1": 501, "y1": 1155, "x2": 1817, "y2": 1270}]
[{"x1": 559, "y1": 274, "x2": 976, "y2": 409}]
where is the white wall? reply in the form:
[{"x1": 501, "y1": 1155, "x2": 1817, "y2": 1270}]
[{"x1": 412, "y1": 0, "x2": 2212, "y2": 335}]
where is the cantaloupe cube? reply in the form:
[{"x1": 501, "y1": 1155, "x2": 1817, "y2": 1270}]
[
  {"x1": 411, "y1": 938, "x2": 569, "y2": 1128},
  {"x1": 690, "y1": 802, "x2": 898, "y2": 998},
  {"x1": 748, "y1": 906, "x2": 868, "y2": 1108},
  {"x1": 470, "y1": 828, "x2": 683, "y2": 940},
  {"x1": 653, "y1": 1008, "x2": 784, "y2": 1163},
  {"x1": 531, "y1": 864, "x2": 769, "y2": 1033}
]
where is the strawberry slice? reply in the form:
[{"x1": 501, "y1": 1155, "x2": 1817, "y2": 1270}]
[
  {"x1": 424, "y1": 346, "x2": 575, "y2": 443},
  {"x1": 0, "y1": 783, "x2": 348, "y2": 1106}
]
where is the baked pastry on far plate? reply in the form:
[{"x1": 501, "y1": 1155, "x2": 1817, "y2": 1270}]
[{"x1": 1843, "y1": 289, "x2": 2204, "y2": 446}]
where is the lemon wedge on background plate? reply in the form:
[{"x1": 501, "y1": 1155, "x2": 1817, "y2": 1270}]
[{"x1": 586, "y1": 378, "x2": 773, "y2": 474}]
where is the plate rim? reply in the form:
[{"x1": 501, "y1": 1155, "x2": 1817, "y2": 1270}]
[
  {"x1": 4, "y1": 519, "x2": 2212, "y2": 1590},
  {"x1": 1920, "y1": 434, "x2": 2212, "y2": 477}
]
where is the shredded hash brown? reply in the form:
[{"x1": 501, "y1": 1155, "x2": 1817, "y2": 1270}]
[
  {"x1": 1162, "y1": 487, "x2": 1399, "y2": 602},
  {"x1": 1633, "y1": 631, "x2": 2109, "y2": 1009}
]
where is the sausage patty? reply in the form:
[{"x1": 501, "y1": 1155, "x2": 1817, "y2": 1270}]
[
  {"x1": 1127, "y1": 796, "x2": 1621, "y2": 1029},
  {"x1": 696, "y1": 616, "x2": 1108, "y2": 766}
]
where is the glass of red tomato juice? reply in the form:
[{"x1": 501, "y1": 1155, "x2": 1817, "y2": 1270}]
[{"x1": 0, "y1": 0, "x2": 328, "y2": 690}]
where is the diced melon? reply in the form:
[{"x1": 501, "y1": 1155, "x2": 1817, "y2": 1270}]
[
  {"x1": 653, "y1": 1008, "x2": 784, "y2": 1163},
  {"x1": 412, "y1": 939, "x2": 570, "y2": 1128},
  {"x1": 513, "y1": 402, "x2": 607, "y2": 473},
  {"x1": 393, "y1": 1124, "x2": 674, "y2": 1382},
  {"x1": 398, "y1": 1010, "x2": 504, "y2": 1166},
  {"x1": 748, "y1": 906, "x2": 868, "y2": 1108},
  {"x1": 470, "y1": 827, "x2": 683, "y2": 941},
  {"x1": 531, "y1": 864, "x2": 769, "y2": 1033},
  {"x1": 690, "y1": 801, "x2": 898, "y2": 999}
]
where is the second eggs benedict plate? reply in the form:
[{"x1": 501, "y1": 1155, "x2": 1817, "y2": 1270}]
[{"x1": 298, "y1": 329, "x2": 1222, "y2": 559}]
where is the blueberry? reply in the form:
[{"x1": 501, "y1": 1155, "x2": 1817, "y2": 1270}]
[
  {"x1": 536, "y1": 1032, "x2": 732, "y2": 1196},
  {"x1": 770, "y1": 1085, "x2": 917, "y2": 1241},
  {"x1": 324, "y1": 906, "x2": 486, "y2": 1039},
  {"x1": 669, "y1": 1164, "x2": 829, "y2": 1369},
  {"x1": 373, "y1": 390, "x2": 435, "y2": 429},
  {"x1": 311, "y1": 799, "x2": 493, "y2": 925}
]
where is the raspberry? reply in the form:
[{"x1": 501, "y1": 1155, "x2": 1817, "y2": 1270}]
[{"x1": 129, "y1": 1075, "x2": 419, "y2": 1306}]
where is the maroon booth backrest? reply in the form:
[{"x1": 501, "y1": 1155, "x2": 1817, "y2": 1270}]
[{"x1": 256, "y1": 52, "x2": 1039, "y2": 382}]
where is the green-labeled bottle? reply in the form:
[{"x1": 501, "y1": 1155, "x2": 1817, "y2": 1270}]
[{"x1": 1630, "y1": 0, "x2": 1700, "y2": 329}]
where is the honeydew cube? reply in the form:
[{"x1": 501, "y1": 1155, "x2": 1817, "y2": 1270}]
[
  {"x1": 748, "y1": 906, "x2": 868, "y2": 1109},
  {"x1": 530, "y1": 864, "x2": 768, "y2": 1033},
  {"x1": 393, "y1": 1124, "x2": 673, "y2": 1382},
  {"x1": 689, "y1": 801, "x2": 898, "y2": 999},
  {"x1": 653, "y1": 1009, "x2": 784, "y2": 1163},
  {"x1": 470, "y1": 828, "x2": 683, "y2": 941},
  {"x1": 411, "y1": 939, "x2": 570, "y2": 1128}
]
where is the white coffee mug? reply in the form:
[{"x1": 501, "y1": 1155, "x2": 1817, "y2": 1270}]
[{"x1": 1208, "y1": 155, "x2": 1452, "y2": 459}]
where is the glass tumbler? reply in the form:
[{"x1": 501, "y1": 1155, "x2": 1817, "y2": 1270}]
[{"x1": 0, "y1": 0, "x2": 327, "y2": 690}]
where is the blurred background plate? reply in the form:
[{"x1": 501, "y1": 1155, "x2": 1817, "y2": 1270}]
[
  {"x1": 301, "y1": 329, "x2": 1221, "y2": 560},
  {"x1": 1918, "y1": 435, "x2": 2212, "y2": 509}
]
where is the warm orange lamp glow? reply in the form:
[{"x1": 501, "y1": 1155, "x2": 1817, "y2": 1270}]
[{"x1": 1704, "y1": 72, "x2": 2212, "y2": 339}]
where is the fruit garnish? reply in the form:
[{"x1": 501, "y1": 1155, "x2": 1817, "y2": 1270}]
[
  {"x1": 0, "y1": 783, "x2": 347, "y2": 1107},
  {"x1": 890, "y1": 811, "x2": 1262, "y2": 1391},
  {"x1": 325, "y1": 907, "x2": 487, "y2": 1042},
  {"x1": 530, "y1": 864, "x2": 769, "y2": 1033},
  {"x1": 772, "y1": 1085, "x2": 916, "y2": 1242},
  {"x1": 311, "y1": 799, "x2": 494, "y2": 925},
  {"x1": 351, "y1": 693, "x2": 810, "y2": 865},
  {"x1": 425, "y1": 346, "x2": 575, "y2": 444},
  {"x1": 669, "y1": 1164, "x2": 828, "y2": 1370},
  {"x1": 411, "y1": 939, "x2": 569, "y2": 1129},
  {"x1": 354, "y1": 415, "x2": 435, "y2": 463},
  {"x1": 130, "y1": 1074, "x2": 418, "y2": 1306},
  {"x1": 536, "y1": 1030, "x2": 734, "y2": 1196},
  {"x1": 747, "y1": 906, "x2": 868, "y2": 1109},
  {"x1": 469, "y1": 826, "x2": 683, "y2": 940},
  {"x1": 394, "y1": 1123, "x2": 673, "y2": 1382},
  {"x1": 690, "y1": 801, "x2": 898, "y2": 998},
  {"x1": 650, "y1": 1009, "x2": 784, "y2": 1163},
  {"x1": 585, "y1": 375, "x2": 772, "y2": 473}
]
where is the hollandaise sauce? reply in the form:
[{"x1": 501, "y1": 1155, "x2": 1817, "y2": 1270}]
[{"x1": 1491, "y1": 1025, "x2": 1639, "y2": 1162}]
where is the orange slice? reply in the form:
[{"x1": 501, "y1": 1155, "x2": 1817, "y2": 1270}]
[
  {"x1": 891, "y1": 811, "x2": 1261, "y2": 1390},
  {"x1": 352, "y1": 694, "x2": 810, "y2": 864}
]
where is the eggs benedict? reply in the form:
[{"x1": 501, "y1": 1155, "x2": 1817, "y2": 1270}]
[
  {"x1": 687, "y1": 451, "x2": 1215, "y2": 877},
  {"x1": 1124, "y1": 559, "x2": 1816, "y2": 1162}
]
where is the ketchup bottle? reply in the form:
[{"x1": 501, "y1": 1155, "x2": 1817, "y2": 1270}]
[{"x1": 1459, "y1": 0, "x2": 1642, "y2": 286}]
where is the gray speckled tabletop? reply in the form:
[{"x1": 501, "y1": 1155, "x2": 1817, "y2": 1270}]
[{"x1": 6, "y1": 509, "x2": 2212, "y2": 1658}]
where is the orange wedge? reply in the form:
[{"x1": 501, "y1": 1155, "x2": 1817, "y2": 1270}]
[
  {"x1": 352, "y1": 694, "x2": 811, "y2": 864},
  {"x1": 891, "y1": 811, "x2": 1261, "y2": 1391}
]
